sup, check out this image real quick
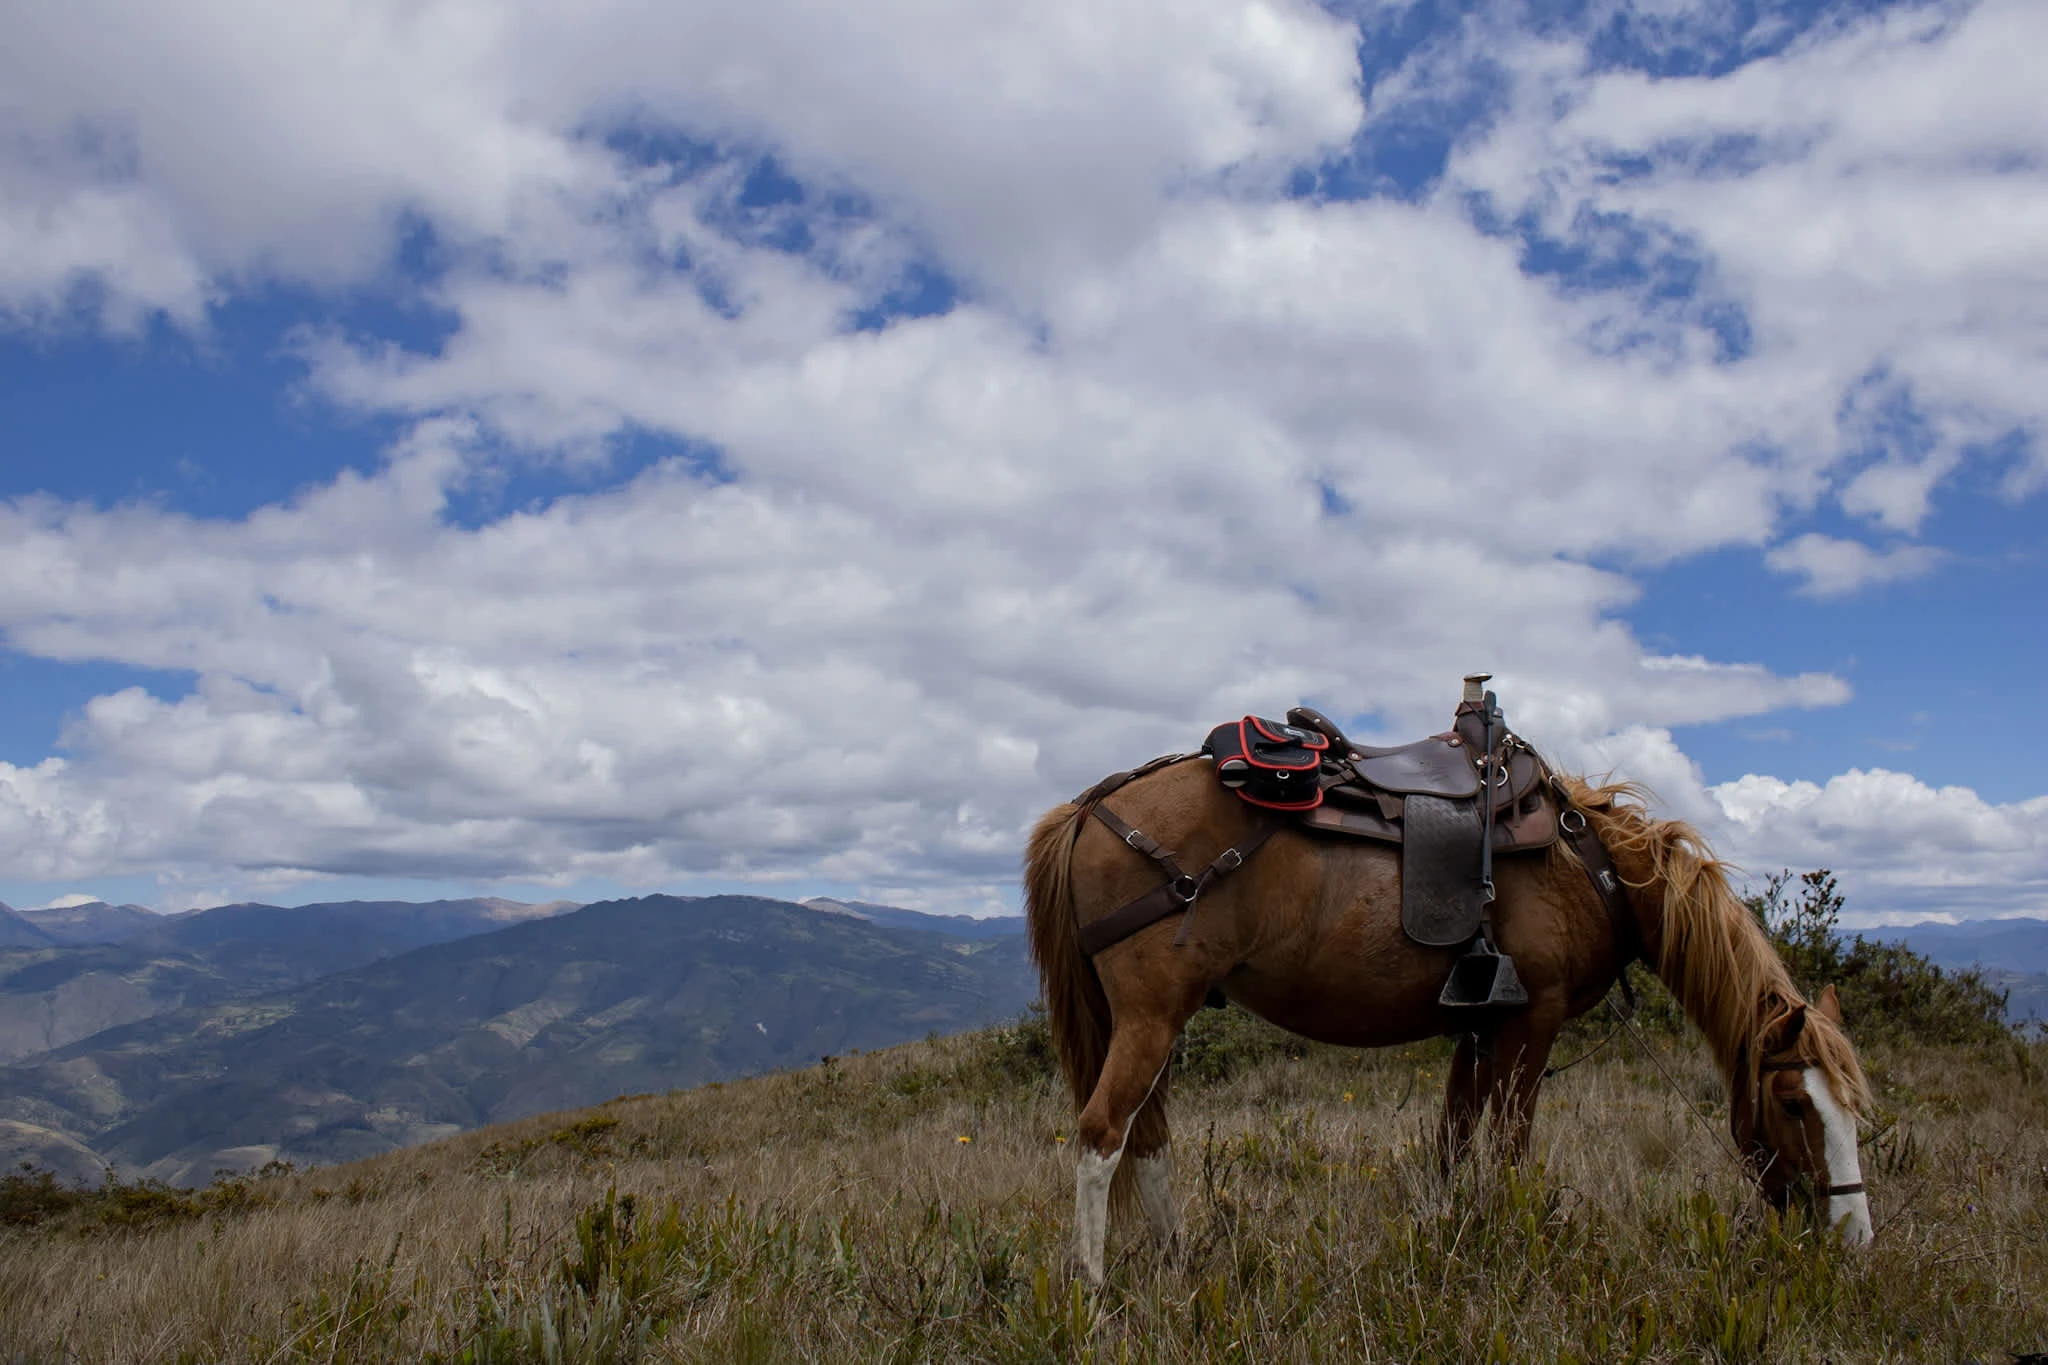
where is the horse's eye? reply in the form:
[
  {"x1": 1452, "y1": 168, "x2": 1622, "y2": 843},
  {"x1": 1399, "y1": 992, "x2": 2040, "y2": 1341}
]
[{"x1": 1779, "y1": 1098, "x2": 1803, "y2": 1118}]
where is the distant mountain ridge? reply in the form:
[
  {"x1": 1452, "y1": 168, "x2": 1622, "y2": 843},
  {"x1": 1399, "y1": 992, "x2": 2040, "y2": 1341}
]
[
  {"x1": 1887, "y1": 917, "x2": 2048, "y2": 1024},
  {"x1": 0, "y1": 903, "x2": 57, "y2": 949},
  {"x1": 16, "y1": 901, "x2": 166, "y2": 946},
  {"x1": 0, "y1": 898, "x2": 575, "y2": 1065},
  {"x1": 802, "y1": 898, "x2": 1024, "y2": 941},
  {"x1": 0, "y1": 894, "x2": 1035, "y2": 1184},
  {"x1": 1890, "y1": 917, "x2": 2048, "y2": 975}
]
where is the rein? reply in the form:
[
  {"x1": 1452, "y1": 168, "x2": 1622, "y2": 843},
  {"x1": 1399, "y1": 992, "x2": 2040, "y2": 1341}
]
[
  {"x1": 1617, "y1": 1010, "x2": 1761, "y2": 1187},
  {"x1": 1595, "y1": 1022, "x2": 1863, "y2": 1201},
  {"x1": 1547, "y1": 794, "x2": 1861, "y2": 1200},
  {"x1": 1541, "y1": 981, "x2": 1635, "y2": 1078}
]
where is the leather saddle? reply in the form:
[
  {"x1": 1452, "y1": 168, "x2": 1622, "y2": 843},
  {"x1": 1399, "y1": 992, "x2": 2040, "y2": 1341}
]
[
  {"x1": 1292, "y1": 709, "x2": 1559, "y2": 856},
  {"x1": 1275, "y1": 690, "x2": 1564, "y2": 1007}
]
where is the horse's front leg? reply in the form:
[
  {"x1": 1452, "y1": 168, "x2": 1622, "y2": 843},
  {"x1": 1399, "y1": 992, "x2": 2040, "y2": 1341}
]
[{"x1": 1487, "y1": 1010, "x2": 1562, "y2": 1162}]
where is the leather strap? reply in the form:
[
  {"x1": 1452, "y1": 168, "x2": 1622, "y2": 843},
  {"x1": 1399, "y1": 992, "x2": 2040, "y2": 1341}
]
[
  {"x1": 1556, "y1": 799, "x2": 1640, "y2": 1011},
  {"x1": 1072, "y1": 752, "x2": 1195, "y2": 812},
  {"x1": 1076, "y1": 805, "x2": 1281, "y2": 956}
]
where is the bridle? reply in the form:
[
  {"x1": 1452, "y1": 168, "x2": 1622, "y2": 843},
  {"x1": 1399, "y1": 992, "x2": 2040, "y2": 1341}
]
[{"x1": 1756, "y1": 1056, "x2": 1865, "y2": 1199}]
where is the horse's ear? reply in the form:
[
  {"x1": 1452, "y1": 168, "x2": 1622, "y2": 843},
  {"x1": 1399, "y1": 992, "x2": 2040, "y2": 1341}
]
[
  {"x1": 1816, "y1": 983, "x2": 1843, "y2": 1025},
  {"x1": 1760, "y1": 1002, "x2": 1807, "y2": 1055}
]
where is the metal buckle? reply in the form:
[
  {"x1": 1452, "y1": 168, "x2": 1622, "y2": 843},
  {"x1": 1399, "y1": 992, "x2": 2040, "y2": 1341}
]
[
  {"x1": 1216, "y1": 848, "x2": 1243, "y2": 871},
  {"x1": 1559, "y1": 807, "x2": 1588, "y2": 835},
  {"x1": 1124, "y1": 829, "x2": 1147, "y2": 850},
  {"x1": 1171, "y1": 875, "x2": 1201, "y2": 904}
]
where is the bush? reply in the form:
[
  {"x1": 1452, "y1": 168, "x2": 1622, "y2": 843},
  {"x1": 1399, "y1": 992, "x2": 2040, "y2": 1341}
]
[
  {"x1": 1748, "y1": 870, "x2": 2013, "y2": 1046},
  {"x1": 1173, "y1": 1002, "x2": 1314, "y2": 1084},
  {"x1": 0, "y1": 1165, "x2": 77, "y2": 1227},
  {"x1": 975, "y1": 1001, "x2": 1059, "y2": 1088},
  {"x1": 0, "y1": 1160, "x2": 293, "y2": 1231}
]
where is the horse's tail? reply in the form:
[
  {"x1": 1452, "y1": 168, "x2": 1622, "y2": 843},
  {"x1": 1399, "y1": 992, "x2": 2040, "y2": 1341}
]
[{"x1": 1024, "y1": 800, "x2": 1111, "y2": 1116}]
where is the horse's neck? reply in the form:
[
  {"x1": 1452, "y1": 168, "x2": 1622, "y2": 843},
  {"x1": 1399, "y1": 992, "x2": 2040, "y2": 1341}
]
[{"x1": 1608, "y1": 847, "x2": 1786, "y2": 1078}]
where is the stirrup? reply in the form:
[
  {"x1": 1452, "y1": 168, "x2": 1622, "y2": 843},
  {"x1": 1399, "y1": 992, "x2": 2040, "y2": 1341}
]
[{"x1": 1439, "y1": 931, "x2": 1529, "y2": 1008}]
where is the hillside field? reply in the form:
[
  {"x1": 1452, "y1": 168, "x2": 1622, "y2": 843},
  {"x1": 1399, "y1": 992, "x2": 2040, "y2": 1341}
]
[{"x1": 1, "y1": 1012, "x2": 2044, "y2": 1363}]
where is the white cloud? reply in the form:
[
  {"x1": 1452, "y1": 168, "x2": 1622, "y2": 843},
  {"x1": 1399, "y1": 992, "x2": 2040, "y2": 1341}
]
[
  {"x1": 1711, "y1": 768, "x2": 2048, "y2": 920},
  {"x1": 34, "y1": 893, "x2": 105, "y2": 911},
  {"x1": 1764, "y1": 532, "x2": 1944, "y2": 597},
  {"x1": 1450, "y1": 0, "x2": 2048, "y2": 531},
  {"x1": 0, "y1": 1, "x2": 2044, "y2": 917},
  {"x1": 0, "y1": 0, "x2": 1362, "y2": 324}
]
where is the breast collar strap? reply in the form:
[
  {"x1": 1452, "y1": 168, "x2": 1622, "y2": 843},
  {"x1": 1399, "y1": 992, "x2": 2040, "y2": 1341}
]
[{"x1": 1555, "y1": 798, "x2": 1641, "y2": 1011}]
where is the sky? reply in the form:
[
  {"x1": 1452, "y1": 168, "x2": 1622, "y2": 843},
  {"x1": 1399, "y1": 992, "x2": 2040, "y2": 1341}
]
[{"x1": 1, "y1": 0, "x2": 2043, "y2": 925}]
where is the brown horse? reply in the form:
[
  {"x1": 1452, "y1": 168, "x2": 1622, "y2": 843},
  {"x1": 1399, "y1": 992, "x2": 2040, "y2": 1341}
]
[{"x1": 1025, "y1": 761, "x2": 1872, "y2": 1284}]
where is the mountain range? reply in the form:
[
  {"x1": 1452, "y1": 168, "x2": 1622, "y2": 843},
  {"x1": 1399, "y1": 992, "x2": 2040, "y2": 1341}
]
[
  {"x1": 0, "y1": 894, "x2": 1033, "y2": 1184},
  {"x1": 0, "y1": 897, "x2": 572, "y2": 1064},
  {"x1": 2, "y1": 891, "x2": 2042, "y2": 1187},
  {"x1": 1892, "y1": 919, "x2": 2048, "y2": 976},
  {"x1": 1892, "y1": 919, "x2": 2048, "y2": 1023},
  {"x1": 0, "y1": 899, "x2": 165, "y2": 948}
]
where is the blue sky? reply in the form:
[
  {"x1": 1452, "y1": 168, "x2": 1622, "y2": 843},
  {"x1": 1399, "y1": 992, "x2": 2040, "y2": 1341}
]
[{"x1": 2, "y1": 0, "x2": 2043, "y2": 922}]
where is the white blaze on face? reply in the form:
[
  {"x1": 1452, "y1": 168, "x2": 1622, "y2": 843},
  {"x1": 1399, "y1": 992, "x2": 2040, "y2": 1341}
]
[{"x1": 1805, "y1": 1065, "x2": 1872, "y2": 1246}]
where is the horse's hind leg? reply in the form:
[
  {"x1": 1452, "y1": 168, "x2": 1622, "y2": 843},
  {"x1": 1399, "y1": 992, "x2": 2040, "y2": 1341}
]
[
  {"x1": 1132, "y1": 1146, "x2": 1179, "y2": 1251},
  {"x1": 1074, "y1": 1015, "x2": 1182, "y2": 1285},
  {"x1": 1437, "y1": 1030, "x2": 1495, "y2": 1173}
]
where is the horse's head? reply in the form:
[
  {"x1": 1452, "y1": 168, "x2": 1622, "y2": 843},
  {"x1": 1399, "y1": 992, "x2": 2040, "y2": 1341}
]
[{"x1": 1733, "y1": 984, "x2": 1872, "y2": 1246}]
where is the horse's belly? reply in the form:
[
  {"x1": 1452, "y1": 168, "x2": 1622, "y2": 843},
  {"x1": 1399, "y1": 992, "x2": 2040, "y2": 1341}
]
[{"x1": 1221, "y1": 920, "x2": 1462, "y2": 1050}]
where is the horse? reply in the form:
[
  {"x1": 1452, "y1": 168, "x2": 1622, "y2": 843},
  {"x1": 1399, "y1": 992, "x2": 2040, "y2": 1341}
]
[{"x1": 1024, "y1": 761, "x2": 1872, "y2": 1285}]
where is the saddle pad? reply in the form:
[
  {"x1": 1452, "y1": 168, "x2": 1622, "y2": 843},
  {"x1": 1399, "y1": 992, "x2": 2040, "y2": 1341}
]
[{"x1": 1399, "y1": 793, "x2": 1489, "y2": 946}]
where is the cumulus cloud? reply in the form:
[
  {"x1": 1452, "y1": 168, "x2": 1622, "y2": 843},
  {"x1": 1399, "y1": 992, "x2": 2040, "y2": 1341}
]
[
  {"x1": 35, "y1": 894, "x2": 104, "y2": 911},
  {"x1": 1764, "y1": 533, "x2": 1945, "y2": 597},
  {"x1": 0, "y1": 0, "x2": 1361, "y2": 322},
  {"x1": 0, "y1": 0, "x2": 2044, "y2": 917},
  {"x1": 1450, "y1": 0, "x2": 2048, "y2": 530},
  {"x1": 1712, "y1": 768, "x2": 2048, "y2": 920}
]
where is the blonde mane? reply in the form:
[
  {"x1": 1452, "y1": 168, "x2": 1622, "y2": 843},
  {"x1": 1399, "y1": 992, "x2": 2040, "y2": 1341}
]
[{"x1": 1559, "y1": 776, "x2": 1870, "y2": 1114}]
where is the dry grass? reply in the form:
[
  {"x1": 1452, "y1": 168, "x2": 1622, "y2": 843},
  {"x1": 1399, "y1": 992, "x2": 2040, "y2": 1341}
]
[{"x1": 2, "y1": 1019, "x2": 2044, "y2": 1363}]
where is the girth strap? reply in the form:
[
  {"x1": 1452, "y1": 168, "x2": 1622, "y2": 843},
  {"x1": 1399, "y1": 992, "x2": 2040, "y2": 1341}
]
[{"x1": 1076, "y1": 804, "x2": 1281, "y2": 956}]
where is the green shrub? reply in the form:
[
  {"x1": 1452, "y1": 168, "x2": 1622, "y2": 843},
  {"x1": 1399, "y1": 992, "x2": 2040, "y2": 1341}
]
[
  {"x1": 0, "y1": 1165, "x2": 77, "y2": 1227},
  {"x1": 1173, "y1": 1002, "x2": 1314, "y2": 1084},
  {"x1": 1749, "y1": 869, "x2": 2013, "y2": 1045},
  {"x1": 0, "y1": 1160, "x2": 292, "y2": 1231},
  {"x1": 975, "y1": 1001, "x2": 1060, "y2": 1088}
]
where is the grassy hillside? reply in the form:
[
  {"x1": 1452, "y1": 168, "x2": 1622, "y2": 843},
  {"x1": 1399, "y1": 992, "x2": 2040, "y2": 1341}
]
[{"x1": 2, "y1": 1012, "x2": 2042, "y2": 1364}]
